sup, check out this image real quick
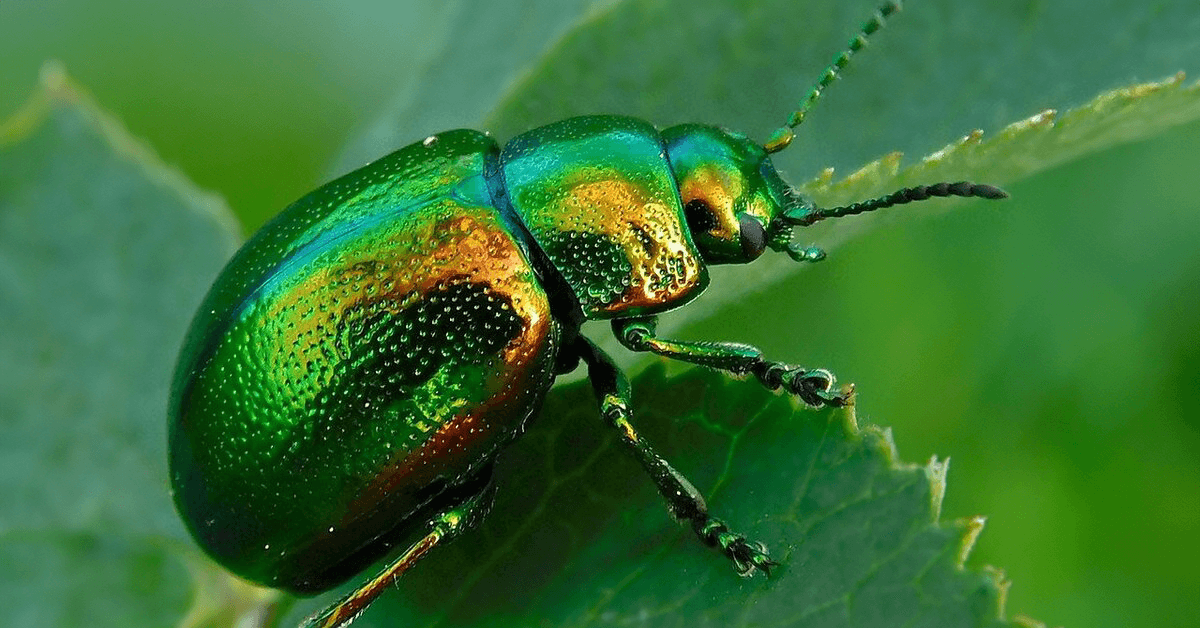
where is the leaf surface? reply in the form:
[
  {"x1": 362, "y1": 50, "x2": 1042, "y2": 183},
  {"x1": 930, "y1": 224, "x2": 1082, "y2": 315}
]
[
  {"x1": 287, "y1": 367, "x2": 1021, "y2": 628},
  {"x1": 0, "y1": 67, "x2": 265, "y2": 628}
]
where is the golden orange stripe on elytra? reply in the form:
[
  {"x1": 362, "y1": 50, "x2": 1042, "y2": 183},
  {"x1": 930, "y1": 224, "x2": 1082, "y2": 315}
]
[
  {"x1": 305, "y1": 203, "x2": 553, "y2": 520},
  {"x1": 257, "y1": 203, "x2": 538, "y2": 384}
]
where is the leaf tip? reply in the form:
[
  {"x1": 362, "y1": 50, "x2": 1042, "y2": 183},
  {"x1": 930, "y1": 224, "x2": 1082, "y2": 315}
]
[
  {"x1": 1004, "y1": 109, "x2": 1058, "y2": 138},
  {"x1": 39, "y1": 60, "x2": 72, "y2": 98},
  {"x1": 1012, "y1": 613, "x2": 1061, "y2": 628},
  {"x1": 921, "y1": 129, "x2": 984, "y2": 167},
  {"x1": 926, "y1": 455, "x2": 949, "y2": 521},
  {"x1": 876, "y1": 424, "x2": 897, "y2": 457},
  {"x1": 955, "y1": 514, "x2": 987, "y2": 568},
  {"x1": 817, "y1": 166, "x2": 835, "y2": 185},
  {"x1": 2, "y1": 60, "x2": 89, "y2": 143}
]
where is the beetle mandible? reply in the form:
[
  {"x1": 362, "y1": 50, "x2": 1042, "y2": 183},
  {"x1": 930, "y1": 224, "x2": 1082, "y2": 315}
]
[{"x1": 168, "y1": 2, "x2": 1006, "y2": 626}]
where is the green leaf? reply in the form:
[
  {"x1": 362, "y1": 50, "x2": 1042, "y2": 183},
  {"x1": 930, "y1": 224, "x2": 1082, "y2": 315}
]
[
  {"x1": 0, "y1": 66, "x2": 270, "y2": 628},
  {"x1": 285, "y1": 367, "x2": 1023, "y2": 628}
]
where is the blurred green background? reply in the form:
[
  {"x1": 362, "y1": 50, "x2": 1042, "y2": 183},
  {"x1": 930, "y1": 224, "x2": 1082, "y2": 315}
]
[{"x1": 2, "y1": 0, "x2": 1198, "y2": 626}]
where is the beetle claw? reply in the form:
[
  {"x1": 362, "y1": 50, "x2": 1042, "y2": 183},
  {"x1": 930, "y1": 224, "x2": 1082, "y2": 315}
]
[
  {"x1": 729, "y1": 538, "x2": 779, "y2": 577},
  {"x1": 695, "y1": 518, "x2": 779, "y2": 577},
  {"x1": 787, "y1": 368, "x2": 849, "y2": 407},
  {"x1": 753, "y1": 364, "x2": 853, "y2": 408}
]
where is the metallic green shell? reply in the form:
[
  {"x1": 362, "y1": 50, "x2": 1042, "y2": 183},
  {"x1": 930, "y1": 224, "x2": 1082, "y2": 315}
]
[
  {"x1": 169, "y1": 130, "x2": 560, "y2": 592},
  {"x1": 498, "y1": 115, "x2": 708, "y2": 318}
]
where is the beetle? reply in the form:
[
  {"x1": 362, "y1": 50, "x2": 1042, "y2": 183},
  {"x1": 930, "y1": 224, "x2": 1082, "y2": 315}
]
[{"x1": 168, "y1": 2, "x2": 1007, "y2": 626}]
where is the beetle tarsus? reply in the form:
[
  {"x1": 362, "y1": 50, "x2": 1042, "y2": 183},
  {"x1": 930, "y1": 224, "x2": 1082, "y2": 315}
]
[
  {"x1": 695, "y1": 519, "x2": 779, "y2": 577},
  {"x1": 754, "y1": 364, "x2": 851, "y2": 407}
]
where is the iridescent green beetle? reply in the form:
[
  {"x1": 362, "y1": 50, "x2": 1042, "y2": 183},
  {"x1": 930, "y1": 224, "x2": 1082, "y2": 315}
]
[{"x1": 169, "y1": 3, "x2": 1006, "y2": 626}]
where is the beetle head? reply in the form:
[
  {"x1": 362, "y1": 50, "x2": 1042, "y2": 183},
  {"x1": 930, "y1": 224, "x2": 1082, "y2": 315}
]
[
  {"x1": 663, "y1": 124, "x2": 822, "y2": 265},
  {"x1": 663, "y1": 124, "x2": 802, "y2": 265}
]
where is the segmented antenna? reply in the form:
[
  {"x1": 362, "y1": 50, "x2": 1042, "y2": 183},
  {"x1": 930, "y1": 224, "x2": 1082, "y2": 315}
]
[
  {"x1": 763, "y1": 1, "x2": 902, "y2": 153},
  {"x1": 785, "y1": 182, "x2": 1009, "y2": 227}
]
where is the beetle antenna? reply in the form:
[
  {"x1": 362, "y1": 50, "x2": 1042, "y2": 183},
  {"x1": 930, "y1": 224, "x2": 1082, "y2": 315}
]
[
  {"x1": 784, "y1": 182, "x2": 1008, "y2": 227},
  {"x1": 763, "y1": 1, "x2": 902, "y2": 154}
]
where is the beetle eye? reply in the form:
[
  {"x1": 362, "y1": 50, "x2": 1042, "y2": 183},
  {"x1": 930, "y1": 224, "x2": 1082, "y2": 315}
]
[
  {"x1": 684, "y1": 199, "x2": 719, "y2": 234},
  {"x1": 738, "y1": 213, "x2": 767, "y2": 258}
]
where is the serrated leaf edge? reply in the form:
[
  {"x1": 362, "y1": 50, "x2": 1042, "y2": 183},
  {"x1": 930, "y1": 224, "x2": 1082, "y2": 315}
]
[
  {"x1": 830, "y1": 393, "x2": 1036, "y2": 626},
  {"x1": 800, "y1": 72, "x2": 1200, "y2": 204}
]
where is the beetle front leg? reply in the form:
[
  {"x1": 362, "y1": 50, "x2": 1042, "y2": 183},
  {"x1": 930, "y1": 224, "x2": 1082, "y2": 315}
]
[
  {"x1": 575, "y1": 337, "x2": 777, "y2": 577},
  {"x1": 612, "y1": 316, "x2": 852, "y2": 407},
  {"x1": 300, "y1": 481, "x2": 495, "y2": 628}
]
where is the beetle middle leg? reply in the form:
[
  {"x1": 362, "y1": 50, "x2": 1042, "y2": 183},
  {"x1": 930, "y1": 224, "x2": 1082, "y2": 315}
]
[
  {"x1": 612, "y1": 316, "x2": 852, "y2": 407},
  {"x1": 575, "y1": 337, "x2": 777, "y2": 576}
]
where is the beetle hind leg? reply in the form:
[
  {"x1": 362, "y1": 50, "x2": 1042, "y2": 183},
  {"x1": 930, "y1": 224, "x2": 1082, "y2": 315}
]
[
  {"x1": 575, "y1": 337, "x2": 778, "y2": 577},
  {"x1": 299, "y1": 480, "x2": 495, "y2": 628}
]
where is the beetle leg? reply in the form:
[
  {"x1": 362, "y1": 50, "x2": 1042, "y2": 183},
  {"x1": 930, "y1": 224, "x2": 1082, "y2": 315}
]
[
  {"x1": 612, "y1": 316, "x2": 853, "y2": 407},
  {"x1": 299, "y1": 482, "x2": 495, "y2": 628},
  {"x1": 576, "y1": 336, "x2": 777, "y2": 577}
]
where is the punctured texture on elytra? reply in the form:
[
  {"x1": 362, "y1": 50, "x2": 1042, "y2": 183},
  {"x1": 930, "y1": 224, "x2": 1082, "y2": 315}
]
[
  {"x1": 170, "y1": 130, "x2": 561, "y2": 592},
  {"x1": 499, "y1": 116, "x2": 708, "y2": 317}
]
